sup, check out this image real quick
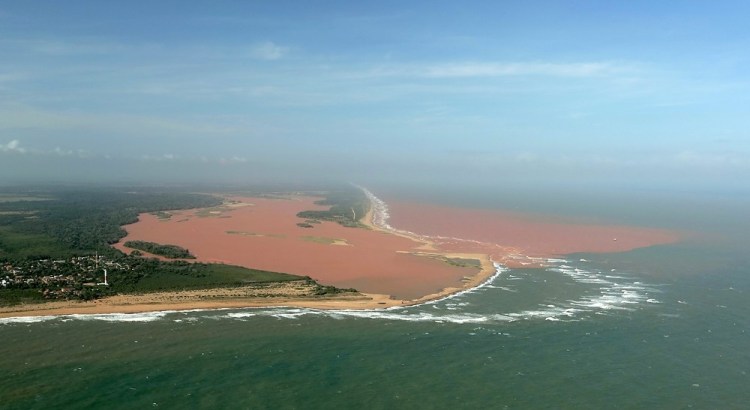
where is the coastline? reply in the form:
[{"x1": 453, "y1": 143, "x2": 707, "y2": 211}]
[
  {"x1": 0, "y1": 285, "x2": 405, "y2": 319},
  {"x1": 0, "y1": 188, "x2": 502, "y2": 319},
  {"x1": 356, "y1": 187, "x2": 501, "y2": 304}
]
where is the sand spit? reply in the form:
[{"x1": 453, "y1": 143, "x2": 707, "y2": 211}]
[
  {"x1": 2, "y1": 190, "x2": 502, "y2": 319},
  {"x1": 0, "y1": 281, "x2": 408, "y2": 319},
  {"x1": 2, "y1": 188, "x2": 680, "y2": 319}
]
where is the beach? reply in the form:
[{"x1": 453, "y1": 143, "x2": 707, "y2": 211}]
[
  {"x1": 2, "y1": 190, "x2": 501, "y2": 319},
  {"x1": 1, "y1": 188, "x2": 679, "y2": 319},
  {"x1": 2, "y1": 187, "x2": 740, "y2": 409},
  {"x1": 0, "y1": 282, "x2": 405, "y2": 319}
]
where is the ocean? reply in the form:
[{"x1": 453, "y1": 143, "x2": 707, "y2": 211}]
[{"x1": 1, "y1": 185, "x2": 748, "y2": 409}]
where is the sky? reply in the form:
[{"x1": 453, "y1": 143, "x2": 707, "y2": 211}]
[{"x1": 1, "y1": 1, "x2": 749, "y2": 189}]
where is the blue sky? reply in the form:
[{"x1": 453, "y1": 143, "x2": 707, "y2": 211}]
[{"x1": 1, "y1": 1, "x2": 749, "y2": 187}]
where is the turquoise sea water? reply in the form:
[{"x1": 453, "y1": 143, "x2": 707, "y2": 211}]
[{"x1": 1, "y1": 187, "x2": 748, "y2": 409}]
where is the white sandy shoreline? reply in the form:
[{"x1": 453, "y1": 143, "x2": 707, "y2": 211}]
[{"x1": 0, "y1": 187, "x2": 504, "y2": 320}]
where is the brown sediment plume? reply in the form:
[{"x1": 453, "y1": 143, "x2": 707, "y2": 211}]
[
  {"x1": 383, "y1": 200, "x2": 681, "y2": 266},
  {"x1": 112, "y1": 196, "x2": 486, "y2": 301},
  {"x1": 2, "y1": 191, "x2": 682, "y2": 319}
]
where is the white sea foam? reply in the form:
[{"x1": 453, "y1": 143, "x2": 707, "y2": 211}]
[
  {"x1": 423, "y1": 262, "x2": 508, "y2": 305},
  {"x1": 227, "y1": 255, "x2": 658, "y2": 324},
  {"x1": 219, "y1": 305, "x2": 515, "y2": 324},
  {"x1": 0, "y1": 310, "x2": 177, "y2": 325},
  {"x1": 355, "y1": 187, "x2": 663, "y2": 323},
  {"x1": 65, "y1": 311, "x2": 174, "y2": 322},
  {"x1": 2, "y1": 190, "x2": 663, "y2": 327},
  {"x1": 0, "y1": 315, "x2": 58, "y2": 325},
  {"x1": 495, "y1": 286, "x2": 518, "y2": 292},
  {"x1": 1, "y1": 256, "x2": 660, "y2": 325},
  {"x1": 504, "y1": 257, "x2": 662, "y2": 320},
  {"x1": 214, "y1": 251, "x2": 661, "y2": 324}
]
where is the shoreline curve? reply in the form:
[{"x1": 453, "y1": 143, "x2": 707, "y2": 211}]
[{"x1": 1, "y1": 188, "x2": 503, "y2": 319}]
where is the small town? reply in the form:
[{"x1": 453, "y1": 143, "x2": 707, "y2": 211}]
[{"x1": 1, "y1": 255, "x2": 129, "y2": 299}]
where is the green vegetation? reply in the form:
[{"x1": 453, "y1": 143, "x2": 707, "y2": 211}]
[
  {"x1": 313, "y1": 284, "x2": 358, "y2": 295},
  {"x1": 296, "y1": 187, "x2": 370, "y2": 228},
  {"x1": 226, "y1": 231, "x2": 285, "y2": 238},
  {"x1": 0, "y1": 186, "x2": 354, "y2": 305},
  {"x1": 0, "y1": 187, "x2": 222, "y2": 255},
  {"x1": 150, "y1": 211, "x2": 172, "y2": 220},
  {"x1": 108, "y1": 261, "x2": 302, "y2": 293},
  {"x1": 124, "y1": 240, "x2": 196, "y2": 259},
  {"x1": 446, "y1": 258, "x2": 482, "y2": 268},
  {"x1": 195, "y1": 206, "x2": 230, "y2": 217},
  {"x1": 0, "y1": 289, "x2": 46, "y2": 306},
  {"x1": 0, "y1": 194, "x2": 52, "y2": 203},
  {"x1": 0, "y1": 226, "x2": 72, "y2": 260},
  {"x1": 0, "y1": 256, "x2": 305, "y2": 305},
  {"x1": 300, "y1": 236, "x2": 349, "y2": 245}
]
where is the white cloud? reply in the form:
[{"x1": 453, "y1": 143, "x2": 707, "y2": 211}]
[
  {"x1": 515, "y1": 152, "x2": 539, "y2": 162},
  {"x1": 673, "y1": 150, "x2": 747, "y2": 168},
  {"x1": 0, "y1": 104, "x2": 247, "y2": 137},
  {"x1": 219, "y1": 156, "x2": 248, "y2": 165},
  {"x1": 0, "y1": 139, "x2": 25, "y2": 153},
  {"x1": 250, "y1": 41, "x2": 288, "y2": 61},
  {"x1": 0, "y1": 72, "x2": 25, "y2": 83},
  {"x1": 50, "y1": 147, "x2": 92, "y2": 158},
  {"x1": 0, "y1": 38, "x2": 127, "y2": 56},
  {"x1": 0, "y1": 140, "x2": 96, "y2": 157},
  {"x1": 53, "y1": 147, "x2": 74, "y2": 156},
  {"x1": 423, "y1": 62, "x2": 616, "y2": 78},
  {"x1": 139, "y1": 153, "x2": 180, "y2": 162},
  {"x1": 365, "y1": 62, "x2": 624, "y2": 79}
]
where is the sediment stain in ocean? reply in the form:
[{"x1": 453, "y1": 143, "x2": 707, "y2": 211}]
[
  {"x1": 1, "y1": 191, "x2": 746, "y2": 409},
  {"x1": 383, "y1": 199, "x2": 681, "y2": 261},
  {"x1": 113, "y1": 189, "x2": 682, "y2": 301}
]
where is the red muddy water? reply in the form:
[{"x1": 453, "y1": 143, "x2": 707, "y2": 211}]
[
  {"x1": 114, "y1": 197, "x2": 477, "y2": 300},
  {"x1": 385, "y1": 200, "x2": 681, "y2": 263},
  {"x1": 114, "y1": 195, "x2": 680, "y2": 299}
]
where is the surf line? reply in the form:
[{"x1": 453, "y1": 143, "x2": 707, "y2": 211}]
[{"x1": 355, "y1": 185, "x2": 508, "y2": 306}]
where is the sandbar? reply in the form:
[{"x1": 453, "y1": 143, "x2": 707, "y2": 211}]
[{"x1": 2, "y1": 189, "x2": 681, "y2": 319}]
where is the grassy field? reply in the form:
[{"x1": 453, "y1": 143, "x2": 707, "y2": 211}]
[
  {"x1": 446, "y1": 257, "x2": 482, "y2": 268},
  {"x1": 300, "y1": 236, "x2": 350, "y2": 245},
  {"x1": 0, "y1": 289, "x2": 46, "y2": 306},
  {"x1": 226, "y1": 231, "x2": 286, "y2": 238},
  {"x1": 0, "y1": 226, "x2": 72, "y2": 259},
  {"x1": 116, "y1": 263, "x2": 304, "y2": 293},
  {"x1": 0, "y1": 195, "x2": 52, "y2": 203}
]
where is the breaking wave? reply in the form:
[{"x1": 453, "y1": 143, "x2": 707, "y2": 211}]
[
  {"x1": 0, "y1": 259, "x2": 661, "y2": 326},
  {"x1": 1, "y1": 190, "x2": 663, "y2": 326}
]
